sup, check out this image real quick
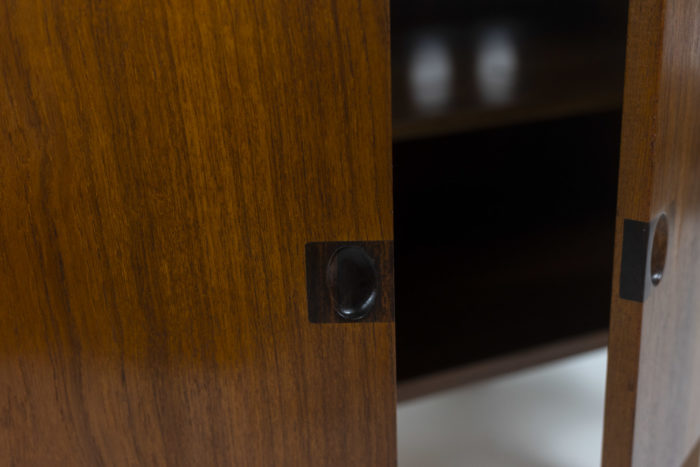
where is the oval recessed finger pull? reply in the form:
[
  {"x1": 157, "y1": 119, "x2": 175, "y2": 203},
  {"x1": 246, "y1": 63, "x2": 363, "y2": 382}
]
[
  {"x1": 326, "y1": 246, "x2": 378, "y2": 320},
  {"x1": 650, "y1": 213, "x2": 669, "y2": 286}
]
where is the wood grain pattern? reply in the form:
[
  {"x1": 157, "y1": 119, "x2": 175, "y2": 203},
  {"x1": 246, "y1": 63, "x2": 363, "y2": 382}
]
[
  {"x1": 603, "y1": 0, "x2": 700, "y2": 464},
  {"x1": 0, "y1": 1, "x2": 395, "y2": 465}
]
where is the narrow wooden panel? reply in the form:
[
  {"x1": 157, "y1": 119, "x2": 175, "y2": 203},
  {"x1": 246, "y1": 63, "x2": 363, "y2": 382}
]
[
  {"x1": 603, "y1": 0, "x2": 700, "y2": 464},
  {"x1": 0, "y1": 1, "x2": 395, "y2": 465}
]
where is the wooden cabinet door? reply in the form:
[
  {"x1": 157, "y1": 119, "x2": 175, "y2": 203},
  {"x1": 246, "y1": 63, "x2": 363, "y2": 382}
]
[
  {"x1": 603, "y1": 0, "x2": 700, "y2": 465},
  {"x1": 0, "y1": 1, "x2": 395, "y2": 465}
]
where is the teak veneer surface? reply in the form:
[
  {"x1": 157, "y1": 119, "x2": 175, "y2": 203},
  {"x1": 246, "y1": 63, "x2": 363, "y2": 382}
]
[
  {"x1": 603, "y1": 0, "x2": 700, "y2": 464},
  {"x1": 0, "y1": 1, "x2": 395, "y2": 465}
]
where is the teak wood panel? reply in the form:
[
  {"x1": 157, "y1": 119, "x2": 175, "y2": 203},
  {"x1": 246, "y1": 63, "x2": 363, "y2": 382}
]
[
  {"x1": 603, "y1": 0, "x2": 700, "y2": 465},
  {"x1": 0, "y1": 1, "x2": 395, "y2": 465}
]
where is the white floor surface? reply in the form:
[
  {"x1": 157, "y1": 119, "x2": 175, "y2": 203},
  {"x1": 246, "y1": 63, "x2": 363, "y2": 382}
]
[{"x1": 397, "y1": 348, "x2": 608, "y2": 467}]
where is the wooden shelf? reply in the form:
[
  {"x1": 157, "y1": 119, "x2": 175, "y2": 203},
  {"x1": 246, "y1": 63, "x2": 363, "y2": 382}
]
[
  {"x1": 392, "y1": 19, "x2": 626, "y2": 141},
  {"x1": 398, "y1": 330, "x2": 608, "y2": 402}
]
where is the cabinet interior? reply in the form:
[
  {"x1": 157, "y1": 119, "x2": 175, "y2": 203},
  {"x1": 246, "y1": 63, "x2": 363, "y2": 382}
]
[{"x1": 392, "y1": 0, "x2": 629, "y2": 396}]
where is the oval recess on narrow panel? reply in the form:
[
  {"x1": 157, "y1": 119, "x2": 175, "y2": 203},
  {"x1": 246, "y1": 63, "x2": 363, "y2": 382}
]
[
  {"x1": 650, "y1": 213, "x2": 669, "y2": 286},
  {"x1": 326, "y1": 246, "x2": 378, "y2": 321}
]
